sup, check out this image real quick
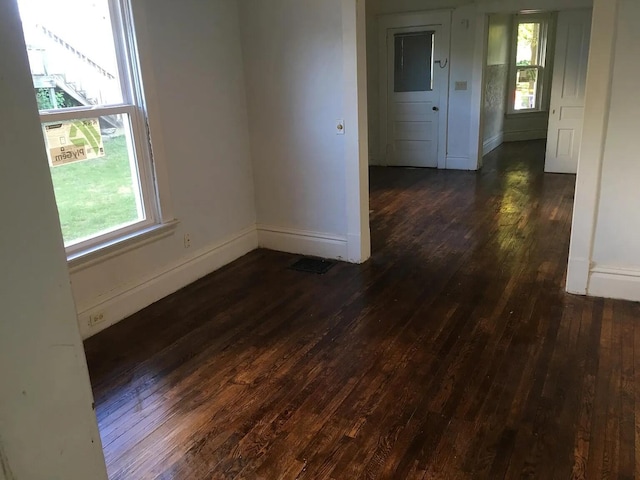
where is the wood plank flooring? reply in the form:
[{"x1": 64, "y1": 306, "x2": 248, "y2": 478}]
[{"x1": 85, "y1": 140, "x2": 640, "y2": 479}]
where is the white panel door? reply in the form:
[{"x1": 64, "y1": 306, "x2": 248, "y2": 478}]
[
  {"x1": 386, "y1": 26, "x2": 446, "y2": 168},
  {"x1": 545, "y1": 9, "x2": 592, "y2": 174}
]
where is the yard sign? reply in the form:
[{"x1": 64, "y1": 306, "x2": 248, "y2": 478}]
[{"x1": 44, "y1": 118, "x2": 105, "y2": 167}]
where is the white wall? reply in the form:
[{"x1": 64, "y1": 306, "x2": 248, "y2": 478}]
[
  {"x1": 482, "y1": 14, "x2": 510, "y2": 154},
  {"x1": 0, "y1": 1, "x2": 108, "y2": 477},
  {"x1": 503, "y1": 112, "x2": 550, "y2": 142},
  {"x1": 366, "y1": 0, "x2": 593, "y2": 168},
  {"x1": 70, "y1": 0, "x2": 258, "y2": 338},
  {"x1": 5, "y1": 0, "x2": 370, "y2": 340},
  {"x1": 238, "y1": 0, "x2": 369, "y2": 262},
  {"x1": 569, "y1": 0, "x2": 640, "y2": 301},
  {"x1": 478, "y1": 0, "x2": 591, "y2": 12},
  {"x1": 591, "y1": 1, "x2": 640, "y2": 269}
]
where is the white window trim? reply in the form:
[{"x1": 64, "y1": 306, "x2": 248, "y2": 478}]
[
  {"x1": 28, "y1": 0, "x2": 176, "y2": 264},
  {"x1": 68, "y1": 220, "x2": 178, "y2": 272},
  {"x1": 507, "y1": 13, "x2": 552, "y2": 115}
]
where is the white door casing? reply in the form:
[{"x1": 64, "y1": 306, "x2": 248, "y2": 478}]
[
  {"x1": 545, "y1": 9, "x2": 592, "y2": 174},
  {"x1": 379, "y1": 11, "x2": 451, "y2": 169}
]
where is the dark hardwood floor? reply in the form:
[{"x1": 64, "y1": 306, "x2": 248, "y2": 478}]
[{"x1": 85, "y1": 140, "x2": 640, "y2": 479}]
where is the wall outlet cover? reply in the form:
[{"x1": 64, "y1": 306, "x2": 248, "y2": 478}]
[{"x1": 89, "y1": 313, "x2": 106, "y2": 326}]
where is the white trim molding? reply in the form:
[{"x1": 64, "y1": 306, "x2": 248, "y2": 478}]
[
  {"x1": 68, "y1": 220, "x2": 179, "y2": 272},
  {"x1": 588, "y1": 265, "x2": 640, "y2": 302},
  {"x1": 566, "y1": 256, "x2": 591, "y2": 295},
  {"x1": 257, "y1": 225, "x2": 348, "y2": 261},
  {"x1": 482, "y1": 132, "x2": 504, "y2": 156},
  {"x1": 566, "y1": 0, "x2": 619, "y2": 295},
  {"x1": 503, "y1": 129, "x2": 548, "y2": 142},
  {"x1": 77, "y1": 222, "x2": 360, "y2": 339},
  {"x1": 446, "y1": 155, "x2": 474, "y2": 170},
  {"x1": 471, "y1": 12, "x2": 489, "y2": 171},
  {"x1": 78, "y1": 226, "x2": 258, "y2": 338},
  {"x1": 343, "y1": 0, "x2": 371, "y2": 264}
]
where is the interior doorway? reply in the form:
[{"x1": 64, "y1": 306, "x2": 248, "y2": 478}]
[
  {"x1": 377, "y1": 11, "x2": 451, "y2": 169},
  {"x1": 480, "y1": 8, "x2": 593, "y2": 174}
]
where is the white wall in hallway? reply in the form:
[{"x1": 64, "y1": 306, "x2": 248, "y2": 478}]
[
  {"x1": 239, "y1": 0, "x2": 346, "y2": 235},
  {"x1": 238, "y1": 0, "x2": 370, "y2": 262},
  {"x1": 482, "y1": 14, "x2": 510, "y2": 155},
  {"x1": 478, "y1": 0, "x2": 591, "y2": 12},
  {"x1": 503, "y1": 113, "x2": 550, "y2": 142},
  {"x1": 590, "y1": 0, "x2": 640, "y2": 270},
  {"x1": 579, "y1": 0, "x2": 640, "y2": 300},
  {"x1": 0, "y1": 1, "x2": 108, "y2": 476}
]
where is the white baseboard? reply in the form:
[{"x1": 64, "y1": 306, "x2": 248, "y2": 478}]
[
  {"x1": 566, "y1": 256, "x2": 590, "y2": 295},
  {"x1": 544, "y1": 163, "x2": 578, "y2": 174},
  {"x1": 347, "y1": 232, "x2": 370, "y2": 264},
  {"x1": 445, "y1": 156, "x2": 476, "y2": 171},
  {"x1": 257, "y1": 224, "x2": 348, "y2": 261},
  {"x1": 482, "y1": 132, "x2": 504, "y2": 156},
  {"x1": 78, "y1": 226, "x2": 259, "y2": 339},
  {"x1": 503, "y1": 129, "x2": 548, "y2": 142},
  {"x1": 588, "y1": 265, "x2": 640, "y2": 302}
]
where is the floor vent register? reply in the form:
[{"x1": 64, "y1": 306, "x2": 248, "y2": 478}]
[{"x1": 289, "y1": 257, "x2": 336, "y2": 275}]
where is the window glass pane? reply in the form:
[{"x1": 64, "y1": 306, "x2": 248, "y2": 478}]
[
  {"x1": 514, "y1": 67, "x2": 539, "y2": 110},
  {"x1": 516, "y1": 22, "x2": 541, "y2": 66},
  {"x1": 17, "y1": 0, "x2": 124, "y2": 109},
  {"x1": 43, "y1": 114, "x2": 145, "y2": 246},
  {"x1": 394, "y1": 32, "x2": 434, "y2": 93}
]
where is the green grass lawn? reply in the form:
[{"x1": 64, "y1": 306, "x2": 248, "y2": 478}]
[{"x1": 50, "y1": 135, "x2": 141, "y2": 245}]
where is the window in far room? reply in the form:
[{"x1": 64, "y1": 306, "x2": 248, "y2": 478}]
[{"x1": 509, "y1": 14, "x2": 551, "y2": 113}]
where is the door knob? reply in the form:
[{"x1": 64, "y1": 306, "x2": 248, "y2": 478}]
[{"x1": 432, "y1": 106, "x2": 439, "y2": 111}]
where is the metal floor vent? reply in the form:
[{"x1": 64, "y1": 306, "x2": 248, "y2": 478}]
[{"x1": 289, "y1": 257, "x2": 336, "y2": 275}]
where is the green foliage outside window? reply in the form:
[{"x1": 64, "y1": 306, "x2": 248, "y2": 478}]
[
  {"x1": 35, "y1": 88, "x2": 80, "y2": 110},
  {"x1": 516, "y1": 23, "x2": 540, "y2": 66}
]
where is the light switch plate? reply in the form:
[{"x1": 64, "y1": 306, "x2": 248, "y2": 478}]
[{"x1": 455, "y1": 81, "x2": 468, "y2": 91}]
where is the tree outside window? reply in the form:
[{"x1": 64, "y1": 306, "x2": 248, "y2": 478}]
[{"x1": 510, "y1": 16, "x2": 550, "y2": 113}]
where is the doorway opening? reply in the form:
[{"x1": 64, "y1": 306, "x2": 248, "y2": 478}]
[
  {"x1": 480, "y1": 9, "x2": 592, "y2": 174},
  {"x1": 375, "y1": 10, "x2": 451, "y2": 169}
]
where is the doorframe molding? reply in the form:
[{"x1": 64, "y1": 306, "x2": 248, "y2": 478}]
[
  {"x1": 342, "y1": 0, "x2": 371, "y2": 263},
  {"x1": 566, "y1": 0, "x2": 619, "y2": 295},
  {"x1": 377, "y1": 10, "x2": 452, "y2": 169}
]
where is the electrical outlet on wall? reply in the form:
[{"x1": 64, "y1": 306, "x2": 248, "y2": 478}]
[
  {"x1": 184, "y1": 233, "x2": 191, "y2": 248},
  {"x1": 89, "y1": 312, "x2": 106, "y2": 326}
]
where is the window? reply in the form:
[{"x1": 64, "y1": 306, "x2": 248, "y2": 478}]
[
  {"x1": 509, "y1": 14, "x2": 550, "y2": 113},
  {"x1": 394, "y1": 32, "x2": 434, "y2": 93},
  {"x1": 17, "y1": 0, "x2": 163, "y2": 257}
]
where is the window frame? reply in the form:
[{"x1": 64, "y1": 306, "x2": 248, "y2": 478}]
[
  {"x1": 25, "y1": 0, "x2": 169, "y2": 260},
  {"x1": 507, "y1": 13, "x2": 552, "y2": 115}
]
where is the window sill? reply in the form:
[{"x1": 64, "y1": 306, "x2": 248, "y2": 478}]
[{"x1": 68, "y1": 219, "x2": 179, "y2": 273}]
